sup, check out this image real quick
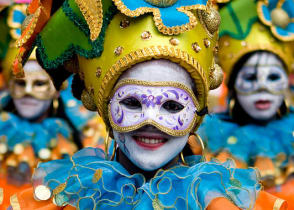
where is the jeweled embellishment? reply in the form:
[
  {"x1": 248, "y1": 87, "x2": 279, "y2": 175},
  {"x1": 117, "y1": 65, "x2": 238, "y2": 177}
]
[
  {"x1": 192, "y1": 42, "x2": 201, "y2": 53},
  {"x1": 96, "y1": 67, "x2": 102, "y2": 78},
  {"x1": 120, "y1": 19, "x2": 130, "y2": 28},
  {"x1": 203, "y1": 38, "x2": 210, "y2": 48},
  {"x1": 169, "y1": 38, "x2": 179, "y2": 46},
  {"x1": 141, "y1": 31, "x2": 152, "y2": 40},
  {"x1": 114, "y1": 46, "x2": 124, "y2": 56}
]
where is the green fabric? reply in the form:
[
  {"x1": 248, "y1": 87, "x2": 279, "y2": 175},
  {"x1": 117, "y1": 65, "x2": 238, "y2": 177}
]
[
  {"x1": 36, "y1": 0, "x2": 116, "y2": 70},
  {"x1": 0, "y1": 9, "x2": 11, "y2": 61},
  {"x1": 219, "y1": 0, "x2": 258, "y2": 40}
]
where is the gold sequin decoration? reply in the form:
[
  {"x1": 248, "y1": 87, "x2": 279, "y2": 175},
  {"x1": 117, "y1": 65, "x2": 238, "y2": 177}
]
[
  {"x1": 53, "y1": 183, "x2": 66, "y2": 195},
  {"x1": 114, "y1": 46, "x2": 124, "y2": 56},
  {"x1": 203, "y1": 38, "x2": 211, "y2": 48},
  {"x1": 120, "y1": 19, "x2": 130, "y2": 28},
  {"x1": 96, "y1": 67, "x2": 102, "y2": 78},
  {"x1": 152, "y1": 197, "x2": 163, "y2": 210},
  {"x1": 141, "y1": 31, "x2": 152, "y2": 40},
  {"x1": 1, "y1": 112, "x2": 9, "y2": 122},
  {"x1": 192, "y1": 42, "x2": 201, "y2": 53},
  {"x1": 74, "y1": 0, "x2": 103, "y2": 41},
  {"x1": 92, "y1": 169, "x2": 103, "y2": 183},
  {"x1": 169, "y1": 38, "x2": 180, "y2": 46},
  {"x1": 227, "y1": 136, "x2": 237, "y2": 144}
]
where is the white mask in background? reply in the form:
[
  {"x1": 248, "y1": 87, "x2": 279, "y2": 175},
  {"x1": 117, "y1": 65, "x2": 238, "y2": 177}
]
[
  {"x1": 9, "y1": 60, "x2": 57, "y2": 120},
  {"x1": 112, "y1": 59, "x2": 197, "y2": 171},
  {"x1": 235, "y1": 52, "x2": 288, "y2": 120}
]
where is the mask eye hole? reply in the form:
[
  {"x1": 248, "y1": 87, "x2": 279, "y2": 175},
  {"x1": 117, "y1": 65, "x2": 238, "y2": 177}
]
[
  {"x1": 268, "y1": 73, "x2": 281, "y2": 81},
  {"x1": 243, "y1": 73, "x2": 257, "y2": 82},
  {"x1": 34, "y1": 80, "x2": 48, "y2": 87},
  {"x1": 162, "y1": 100, "x2": 184, "y2": 113},
  {"x1": 120, "y1": 97, "x2": 142, "y2": 110},
  {"x1": 14, "y1": 79, "x2": 26, "y2": 87}
]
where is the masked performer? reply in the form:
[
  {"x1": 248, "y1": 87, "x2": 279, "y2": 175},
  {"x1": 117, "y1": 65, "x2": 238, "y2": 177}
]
[
  {"x1": 0, "y1": 2, "x2": 80, "y2": 208},
  {"x1": 7, "y1": 0, "x2": 288, "y2": 209},
  {"x1": 198, "y1": 0, "x2": 294, "y2": 207}
]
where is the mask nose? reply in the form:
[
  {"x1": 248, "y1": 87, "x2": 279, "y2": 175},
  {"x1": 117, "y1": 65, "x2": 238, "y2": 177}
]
[{"x1": 25, "y1": 82, "x2": 33, "y2": 95}]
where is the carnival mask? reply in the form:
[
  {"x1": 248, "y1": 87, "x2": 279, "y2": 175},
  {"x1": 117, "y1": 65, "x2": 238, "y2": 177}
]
[
  {"x1": 235, "y1": 52, "x2": 288, "y2": 120},
  {"x1": 111, "y1": 59, "x2": 199, "y2": 171},
  {"x1": 9, "y1": 61, "x2": 57, "y2": 119}
]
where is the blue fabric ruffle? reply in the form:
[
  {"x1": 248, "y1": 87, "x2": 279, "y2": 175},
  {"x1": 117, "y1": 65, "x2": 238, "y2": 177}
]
[
  {"x1": 0, "y1": 111, "x2": 72, "y2": 154},
  {"x1": 33, "y1": 147, "x2": 261, "y2": 209},
  {"x1": 198, "y1": 110, "x2": 294, "y2": 165}
]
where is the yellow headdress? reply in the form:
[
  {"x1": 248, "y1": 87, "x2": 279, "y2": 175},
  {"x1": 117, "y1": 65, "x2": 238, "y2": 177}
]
[
  {"x1": 218, "y1": 0, "x2": 294, "y2": 81},
  {"x1": 16, "y1": 0, "x2": 223, "y2": 130}
]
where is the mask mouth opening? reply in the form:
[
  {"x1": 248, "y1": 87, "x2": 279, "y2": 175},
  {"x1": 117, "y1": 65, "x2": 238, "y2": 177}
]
[{"x1": 129, "y1": 125, "x2": 171, "y2": 150}]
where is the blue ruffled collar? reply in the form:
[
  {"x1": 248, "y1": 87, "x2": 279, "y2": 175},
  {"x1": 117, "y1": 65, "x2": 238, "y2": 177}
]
[
  {"x1": 198, "y1": 110, "x2": 294, "y2": 165},
  {"x1": 34, "y1": 147, "x2": 261, "y2": 209},
  {"x1": 0, "y1": 111, "x2": 72, "y2": 154}
]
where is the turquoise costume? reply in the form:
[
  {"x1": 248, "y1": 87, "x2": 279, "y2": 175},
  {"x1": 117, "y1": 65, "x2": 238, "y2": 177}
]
[
  {"x1": 198, "y1": 109, "x2": 294, "y2": 167},
  {"x1": 34, "y1": 147, "x2": 261, "y2": 209},
  {"x1": 0, "y1": 111, "x2": 72, "y2": 155}
]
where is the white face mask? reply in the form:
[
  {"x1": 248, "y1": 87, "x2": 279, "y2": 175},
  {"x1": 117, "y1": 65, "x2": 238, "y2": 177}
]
[
  {"x1": 10, "y1": 61, "x2": 56, "y2": 120},
  {"x1": 112, "y1": 59, "x2": 196, "y2": 171},
  {"x1": 235, "y1": 52, "x2": 288, "y2": 120}
]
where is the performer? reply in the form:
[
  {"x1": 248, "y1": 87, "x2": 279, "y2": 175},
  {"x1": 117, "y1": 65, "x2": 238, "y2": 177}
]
[
  {"x1": 0, "y1": 2, "x2": 79, "y2": 208},
  {"x1": 198, "y1": 0, "x2": 294, "y2": 207},
  {"x1": 7, "y1": 0, "x2": 287, "y2": 209}
]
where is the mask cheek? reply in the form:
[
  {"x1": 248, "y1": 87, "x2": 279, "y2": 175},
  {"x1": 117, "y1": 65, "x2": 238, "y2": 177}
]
[
  {"x1": 14, "y1": 98, "x2": 52, "y2": 119},
  {"x1": 237, "y1": 93, "x2": 284, "y2": 120},
  {"x1": 113, "y1": 130, "x2": 188, "y2": 171}
]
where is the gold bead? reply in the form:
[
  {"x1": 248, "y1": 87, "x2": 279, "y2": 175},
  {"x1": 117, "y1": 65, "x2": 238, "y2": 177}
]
[
  {"x1": 169, "y1": 38, "x2": 179, "y2": 46},
  {"x1": 192, "y1": 42, "x2": 201, "y2": 53},
  {"x1": 144, "y1": 0, "x2": 178, "y2": 7},
  {"x1": 114, "y1": 46, "x2": 124, "y2": 56},
  {"x1": 203, "y1": 38, "x2": 211, "y2": 48},
  {"x1": 199, "y1": 8, "x2": 221, "y2": 35},
  {"x1": 120, "y1": 19, "x2": 130, "y2": 28},
  {"x1": 209, "y1": 63, "x2": 223, "y2": 90},
  {"x1": 141, "y1": 31, "x2": 152, "y2": 40},
  {"x1": 96, "y1": 67, "x2": 102, "y2": 78},
  {"x1": 271, "y1": 8, "x2": 290, "y2": 29}
]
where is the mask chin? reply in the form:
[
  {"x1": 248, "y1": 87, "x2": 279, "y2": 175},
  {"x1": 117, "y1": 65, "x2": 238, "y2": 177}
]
[
  {"x1": 113, "y1": 126, "x2": 188, "y2": 171},
  {"x1": 13, "y1": 97, "x2": 52, "y2": 120},
  {"x1": 236, "y1": 92, "x2": 284, "y2": 121}
]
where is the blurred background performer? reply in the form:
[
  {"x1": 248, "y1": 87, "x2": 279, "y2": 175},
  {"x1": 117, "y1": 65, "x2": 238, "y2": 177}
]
[
  {"x1": 198, "y1": 0, "x2": 294, "y2": 207},
  {"x1": 0, "y1": 0, "x2": 106, "y2": 207}
]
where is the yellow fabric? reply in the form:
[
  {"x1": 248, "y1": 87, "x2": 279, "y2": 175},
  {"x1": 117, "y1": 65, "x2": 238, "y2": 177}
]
[{"x1": 219, "y1": 22, "x2": 294, "y2": 82}]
